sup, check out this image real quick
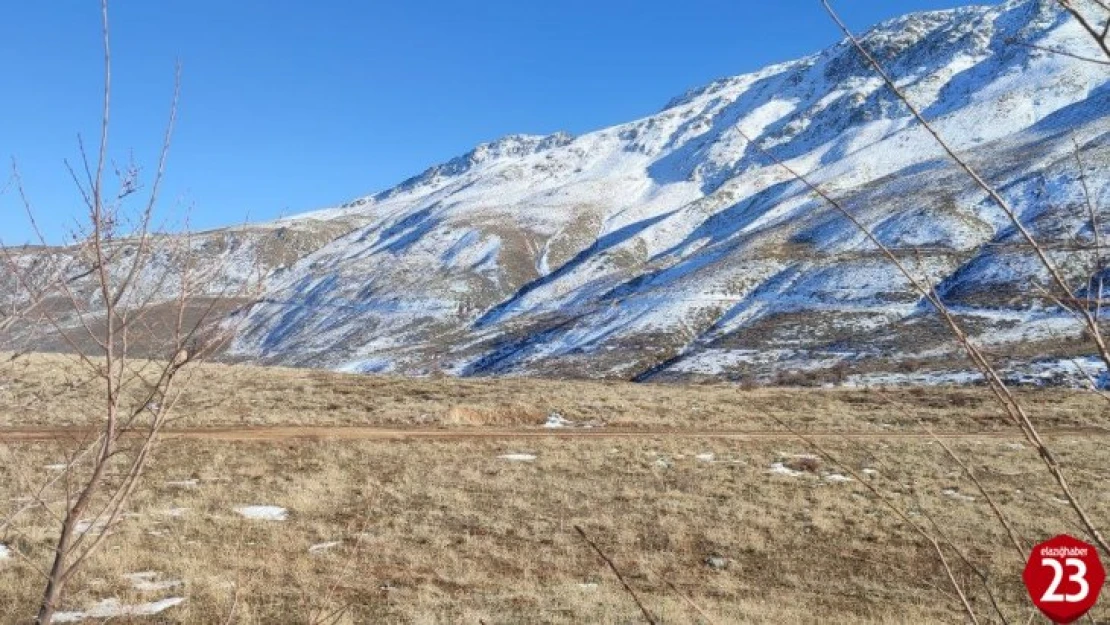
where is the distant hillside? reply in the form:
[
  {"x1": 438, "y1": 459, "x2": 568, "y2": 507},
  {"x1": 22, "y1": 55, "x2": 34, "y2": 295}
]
[{"x1": 7, "y1": 0, "x2": 1110, "y2": 386}]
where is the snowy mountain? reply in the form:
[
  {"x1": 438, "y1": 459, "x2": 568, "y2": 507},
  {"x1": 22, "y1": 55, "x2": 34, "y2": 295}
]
[
  {"x1": 10, "y1": 0, "x2": 1110, "y2": 385},
  {"x1": 217, "y1": 0, "x2": 1109, "y2": 384}
]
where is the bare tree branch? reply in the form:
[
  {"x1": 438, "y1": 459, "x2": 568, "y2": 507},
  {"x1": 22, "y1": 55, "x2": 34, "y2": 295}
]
[
  {"x1": 1005, "y1": 37, "x2": 1110, "y2": 66},
  {"x1": 822, "y1": 0, "x2": 1110, "y2": 558},
  {"x1": 1056, "y1": 0, "x2": 1110, "y2": 61},
  {"x1": 574, "y1": 525, "x2": 658, "y2": 625},
  {"x1": 761, "y1": 414, "x2": 982, "y2": 623},
  {"x1": 665, "y1": 581, "x2": 720, "y2": 625}
]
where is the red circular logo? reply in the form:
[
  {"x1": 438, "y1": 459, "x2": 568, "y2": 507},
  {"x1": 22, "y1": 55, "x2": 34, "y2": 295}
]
[{"x1": 1023, "y1": 535, "x2": 1105, "y2": 624}]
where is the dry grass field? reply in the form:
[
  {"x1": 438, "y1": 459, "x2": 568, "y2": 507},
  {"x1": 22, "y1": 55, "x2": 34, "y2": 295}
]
[
  {"x1": 2, "y1": 353, "x2": 1108, "y2": 432},
  {"x1": 0, "y1": 353, "x2": 1108, "y2": 623}
]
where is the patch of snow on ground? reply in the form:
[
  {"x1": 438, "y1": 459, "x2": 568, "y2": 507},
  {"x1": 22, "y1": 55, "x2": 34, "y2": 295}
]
[
  {"x1": 124, "y1": 571, "x2": 182, "y2": 592},
  {"x1": 780, "y1": 453, "x2": 820, "y2": 461},
  {"x1": 846, "y1": 355, "x2": 1109, "y2": 389},
  {"x1": 337, "y1": 357, "x2": 397, "y2": 375},
  {"x1": 164, "y1": 479, "x2": 199, "y2": 489},
  {"x1": 74, "y1": 519, "x2": 109, "y2": 535},
  {"x1": 768, "y1": 463, "x2": 805, "y2": 477},
  {"x1": 0, "y1": 543, "x2": 9, "y2": 560},
  {"x1": 498, "y1": 453, "x2": 537, "y2": 462},
  {"x1": 543, "y1": 413, "x2": 573, "y2": 428},
  {"x1": 235, "y1": 505, "x2": 288, "y2": 521},
  {"x1": 695, "y1": 452, "x2": 716, "y2": 462},
  {"x1": 53, "y1": 598, "x2": 185, "y2": 622},
  {"x1": 672, "y1": 349, "x2": 847, "y2": 375},
  {"x1": 44, "y1": 464, "x2": 68, "y2": 471},
  {"x1": 1018, "y1": 355, "x2": 1107, "y2": 387},
  {"x1": 846, "y1": 370, "x2": 984, "y2": 387},
  {"x1": 941, "y1": 489, "x2": 976, "y2": 502},
  {"x1": 824, "y1": 474, "x2": 853, "y2": 483},
  {"x1": 309, "y1": 541, "x2": 341, "y2": 554}
]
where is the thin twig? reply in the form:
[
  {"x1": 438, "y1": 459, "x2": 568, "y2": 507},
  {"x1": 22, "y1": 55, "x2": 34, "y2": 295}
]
[
  {"x1": 924, "y1": 426, "x2": 1028, "y2": 559},
  {"x1": 822, "y1": 0, "x2": 1109, "y2": 558},
  {"x1": 665, "y1": 581, "x2": 720, "y2": 625},
  {"x1": 1005, "y1": 37, "x2": 1110, "y2": 66},
  {"x1": 574, "y1": 525, "x2": 657, "y2": 625},
  {"x1": 768, "y1": 415, "x2": 982, "y2": 622},
  {"x1": 1056, "y1": 0, "x2": 1110, "y2": 61}
]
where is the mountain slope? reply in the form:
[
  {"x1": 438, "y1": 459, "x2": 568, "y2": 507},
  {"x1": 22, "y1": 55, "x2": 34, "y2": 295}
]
[{"x1": 129, "y1": 1, "x2": 1110, "y2": 383}]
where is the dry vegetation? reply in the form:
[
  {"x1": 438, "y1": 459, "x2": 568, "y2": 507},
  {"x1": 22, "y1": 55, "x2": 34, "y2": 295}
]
[
  {"x1": 1, "y1": 353, "x2": 1109, "y2": 623},
  {"x1": 3, "y1": 352, "x2": 1109, "y2": 433},
  {"x1": 3, "y1": 2, "x2": 1109, "y2": 622}
]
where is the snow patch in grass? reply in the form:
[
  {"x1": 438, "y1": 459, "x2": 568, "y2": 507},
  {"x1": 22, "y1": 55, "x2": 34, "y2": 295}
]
[
  {"x1": 309, "y1": 541, "x2": 341, "y2": 554},
  {"x1": 498, "y1": 453, "x2": 537, "y2": 462},
  {"x1": 695, "y1": 452, "x2": 716, "y2": 462},
  {"x1": 74, "y1": 519, "x2": 109, "y2": 535},
  {"x1": 235, "y1": 505, "x2": 288, "y2": 521},
  {"x1": 941, "y1": 489, "x2": 976, "y2": 502},
  {"x1": 44, "y1": 464, "x2": 68, "y2": 471},
  {"x1": 768, "y1": 453, "x2": 820, "y2": 477},
  {"x1": 824, "y1": 473, "x2": 853, "y2": 483},
  {"x1": 767, "y1": 462, "x2": 805, "y2": 478},
  {"x1": 543, "y1": 413, "x2": 573, "y2": 428},
  {"x1": 0, "y1": 543, "x2": 10, "y2": 561},
  {"x1": 53, "y1": 597, "x2": 185, "y2": 622},
  {"x1": 164, "y1": 479, "x2": 198, "y2": 489},
  {"x1": 124, "y1": 571, "x2": 182, "y2": 593}
]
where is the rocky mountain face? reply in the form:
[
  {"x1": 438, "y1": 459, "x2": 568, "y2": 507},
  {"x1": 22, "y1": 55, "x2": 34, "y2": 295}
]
[{"x1": 10, "y1": 0, "x2": 1110, "y2": 385}]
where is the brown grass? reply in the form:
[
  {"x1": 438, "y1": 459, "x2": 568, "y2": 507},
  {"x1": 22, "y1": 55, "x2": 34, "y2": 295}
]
[
  {"x1": 441, "y1": 404, "x2": 548, "y2": 427},
  {"x1": 1, "y1": 436, "x2": 1107, "y2": 623},
  {"x1": 2, "y1": 352, "x2": 1108, "y2": 433},
  {"x1": 0, "y1": 353, "x2": 1108, "y2": 622}
]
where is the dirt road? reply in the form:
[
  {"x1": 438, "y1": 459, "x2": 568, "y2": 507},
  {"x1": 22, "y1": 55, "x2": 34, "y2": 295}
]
[{"x1": 0, "y1": 425, "x2": 1103, "y2": 443}]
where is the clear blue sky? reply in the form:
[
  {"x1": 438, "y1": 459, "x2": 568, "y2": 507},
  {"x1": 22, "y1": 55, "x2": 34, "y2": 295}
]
[{"x1": 0, "y1": 1, "x2": 990, "y2": 243}]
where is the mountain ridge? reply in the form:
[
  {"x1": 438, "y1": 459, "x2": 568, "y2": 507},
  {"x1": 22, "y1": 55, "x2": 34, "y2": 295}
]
[
  {"x1": 221, "y1": 0, "x2": 1109, "y2": 385},
  {"x1": 6, "y1": 0, "x2": 1108, "y2": 387}
]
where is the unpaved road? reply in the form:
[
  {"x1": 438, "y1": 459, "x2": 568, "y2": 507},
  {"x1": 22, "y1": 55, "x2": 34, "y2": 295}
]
[{"x1": 0, "y1": 425, "x2": 1104, "y2": 443}]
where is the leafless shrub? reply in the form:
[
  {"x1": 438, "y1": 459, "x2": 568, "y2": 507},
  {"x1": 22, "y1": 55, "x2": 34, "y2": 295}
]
[
  {"x1": 782, "y1": 455, "x2": 822, "y2": 474},
  {"x1": 0, "y1": 2, "x2": 262, "y2": 622},
  {"x1": 771, "y1": 369, "x2": 823, "y2": 387}
]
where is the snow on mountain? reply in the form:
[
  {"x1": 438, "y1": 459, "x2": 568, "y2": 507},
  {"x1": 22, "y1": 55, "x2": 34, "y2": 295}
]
[
  {"x1": 221, "y1": 0, "x2": 1110, "y2": 383},
  {"x1": 24, "y1": 0, "x2": 1109, "y2": 385}
]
